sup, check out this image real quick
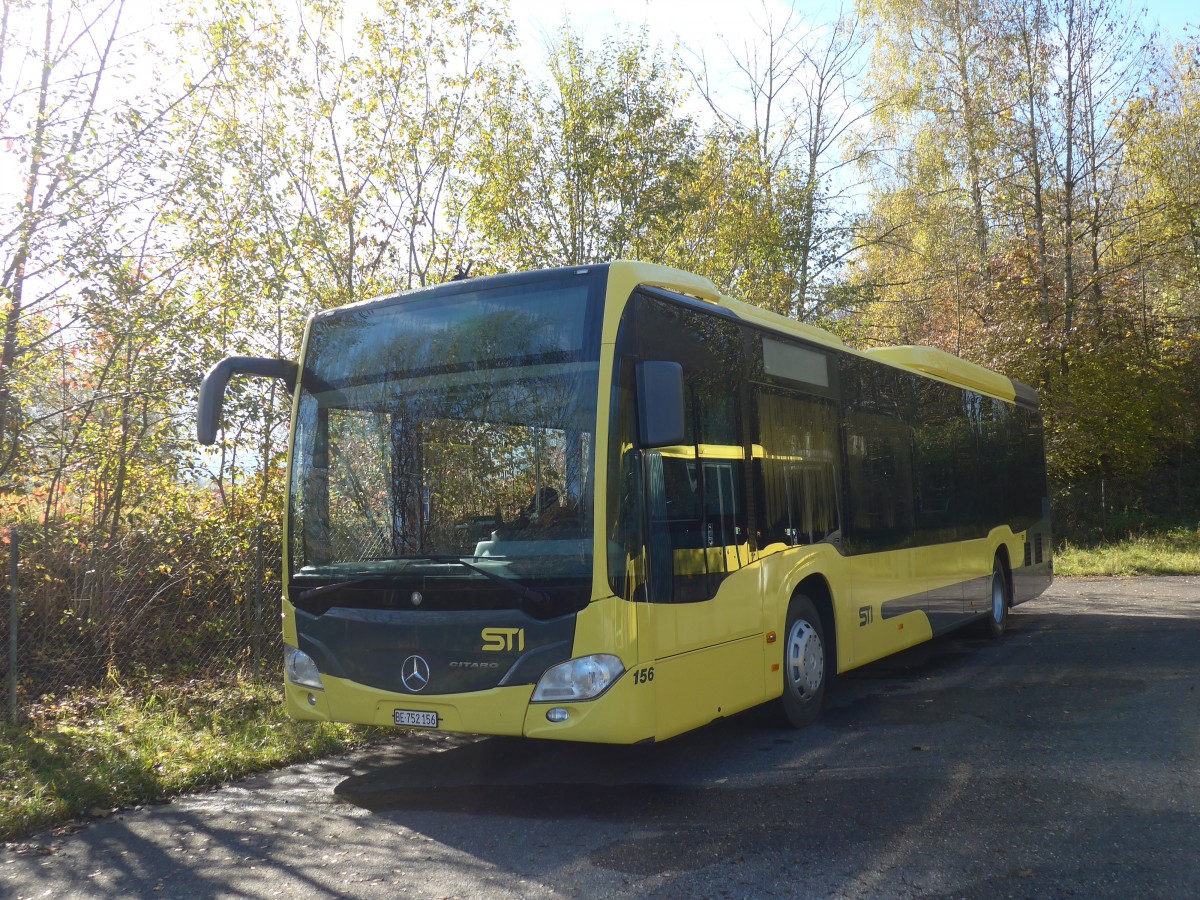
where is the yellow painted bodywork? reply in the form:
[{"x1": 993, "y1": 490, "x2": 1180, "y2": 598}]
[
  {"x1": 280, "y1": 260, "x2": 1038, "y2": 744},
  {"x1": 287, "y1": 675, "x2": 534, "y2": 734},
  {"x1": 865, "y1": 346, "x2": 1017, "y2": 402},
  {"x1": 838, "y1": 527, "x2": 1027, "y2": 668}
]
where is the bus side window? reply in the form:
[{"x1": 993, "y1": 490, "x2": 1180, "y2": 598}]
[
  {"x1": 658, "y1": 451, "x2": 713, "y2": 602},
  {"x1": 703, "y1": 460, "x2": 740, "y2": 549},
  {"x1": 753, "y1": 389, "x2": 840, "y2": 550},
  {"x1": 912, "y1": 379, "x2": 961, "y2": 542},
  {"x1": 841, "y1": 360, "x2": 916, "y2": 552},
  {"x1": 610, "y1": 447, "x2": 647, "y2": 600}
]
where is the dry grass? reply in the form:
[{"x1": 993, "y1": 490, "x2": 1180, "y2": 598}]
[
  {"x1": 0, "y1": 678, "x2": 378, "y2": 842},
  {"x1": 1055, "y1": 527, "x2": 1200, "y2": 576}
]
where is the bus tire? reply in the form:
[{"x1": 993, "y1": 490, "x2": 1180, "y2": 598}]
[
  {"x1": 777, "y1": 594, "x2": 827, "y2": 728},
  {"x1": 983, "y1": 558, "x2": 1009, "y2": 639}
]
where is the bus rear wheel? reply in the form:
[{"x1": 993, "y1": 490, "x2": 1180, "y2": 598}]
[
  {"x1": 983, "y1": 558, "x2": 1009, "y2": 639},
  {"x1": 777, "y1": 595, "x2": 827, "y2": 728}
]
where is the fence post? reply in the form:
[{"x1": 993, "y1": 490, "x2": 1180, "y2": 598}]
[
  {"x1": 253, "y1": 526, "x2": 263, "y2": 680},
  {"x1": 8, "y1": 528, "x2": 18, "y2": 723}
]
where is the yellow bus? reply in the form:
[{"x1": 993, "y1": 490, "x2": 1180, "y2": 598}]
[{"x1": 197, "y1": 261, "x2": 1052, "y2": 742}]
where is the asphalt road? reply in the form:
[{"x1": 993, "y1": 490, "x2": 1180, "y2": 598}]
[{"x1": 4, "y1": 576, "x2": 1199, "y2": 899}]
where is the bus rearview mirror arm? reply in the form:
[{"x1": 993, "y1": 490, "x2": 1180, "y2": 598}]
[
  {"x1": 197, "y1": 356, "x2": 299, "y2": 445},
  {"x1": 636, "y1": 360, "x2": 685, "y2": 449}
]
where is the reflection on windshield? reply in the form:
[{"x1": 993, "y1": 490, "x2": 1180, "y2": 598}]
[{"x1": 289, "y1": 272, "x2": 601, "y2": 583}]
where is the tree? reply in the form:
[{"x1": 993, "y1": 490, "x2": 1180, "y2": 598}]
[
  {"x1": 169, "y1": 0, "x2": 514, "y2": 513},
  {"x1": 847, "y1": 0, "x2": 1197, "y2": 534},
  {"x1": 686, "y1": 3, "x2": 874, "y2": 320},
  {"x1": 861, "y1": 0, "x2": 1011, "y2": 270},
  {"x1": 0, "y1": 0, "x2": 131, "y2": 489},
  {"x1": 471, "y1": 26, "x2": 697, "y2": 270}
]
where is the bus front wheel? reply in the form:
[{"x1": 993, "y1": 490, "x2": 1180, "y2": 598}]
[{"x1": 777, "y1": 595, "x2": 827, "y2": 728}]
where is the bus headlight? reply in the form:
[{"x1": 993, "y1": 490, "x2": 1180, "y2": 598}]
[
  {"x1": 531, "y1": 655, "x2": 624, "y2": 702},
  {"x1": 285, "y1": 646, "x2": 324, "y2": 690}
]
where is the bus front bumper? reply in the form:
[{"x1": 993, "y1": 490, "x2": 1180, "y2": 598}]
[{"x1": 284, "y1": 671, "x2": 655, "y2": 744}]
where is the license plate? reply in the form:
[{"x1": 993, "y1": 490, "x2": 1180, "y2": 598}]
[{"x1": 393, "y1": 709, "x2": 439, "y2": 729}]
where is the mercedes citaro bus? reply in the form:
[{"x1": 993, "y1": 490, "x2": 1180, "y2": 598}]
[{"x1": 197, "y1": 261, "x2": 1051, "y2": 743}]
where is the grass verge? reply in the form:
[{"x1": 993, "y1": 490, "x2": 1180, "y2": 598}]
[
  {"x1": 0, "y1": 678, "x2": 379, "y2": 843},
  {"x1": 1056, "y1": 527, "x2": 1200, "y2": 576}
]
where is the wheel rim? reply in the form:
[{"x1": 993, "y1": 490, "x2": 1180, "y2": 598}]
[
  {"x1": 786, "y1": 619, "x2": 824, "y2": 702},
  {"x1": 992, "y1": 571, "x2": 1005, "y2": 622}
]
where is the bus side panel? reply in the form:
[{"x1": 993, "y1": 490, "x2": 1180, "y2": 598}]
[
  {"x1": 1013, "y1": 517, "x2": 1054, "y2": 605},
  {"x1": 569, "y1": 594, "x2": 640, "y2": 665},
  {"x1": 959, "y1": 526, "x2": 1051, "y2": 613},
  {"x1": 906, "y1": 542, "x2": 969, "y2": 634},
  {"x1": 1013, "y1": 565, "x2": 1053, "y2": 605},
  {"x1": 848, "y1": 548, "x2": 939, "y2": 669},
  {"x1": 961, "y1": 534, "x2": 995, "y2": 618},
  {"x1": 649, "y1": 634, "x2": 765, "y2": 741},
  {"x1": 521, "y1": 666, "x2": 655, "y2": 743},
  {"x1": 638, "y1": 565, "x2": 766, "y2": 740},
  {"x1": 961, "y1": 528, "x2": 1024, "y2": 616}
]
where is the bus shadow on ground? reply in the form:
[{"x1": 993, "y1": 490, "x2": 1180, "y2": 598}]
[
  {"x1": 333, "y1": 722, "x2": 767, "y2": 818},
  {"x1": 332, "y1": 625, "x2": 1007, "y2": 818},
  {"x1": 334, "y1": 605, "x2": 1200, "y2": 819},
  {"x1": 337, "y1": 776, "x2": 698, "y2": 819}
]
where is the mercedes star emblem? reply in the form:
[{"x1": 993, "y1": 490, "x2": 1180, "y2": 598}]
[{"x1": 401, "y1": 655, "x2": 431, "y2": 693}]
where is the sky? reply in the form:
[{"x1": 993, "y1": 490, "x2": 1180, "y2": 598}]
[
  {"x1": 4, "y1": 0, "x2": 1195, "y2": 202},
  {"x1": 503, "y1": 0, "x2": 1197, "y2": 128},
  {"x1": 510, "y1": 0, "x2": 1197, "y2": 57},
  {"x1": 508, "y1": 0, "x2": 847, "y2": 90},
  {"x1": 511, "y1": 0, "x2": 806, "y2": 57}
]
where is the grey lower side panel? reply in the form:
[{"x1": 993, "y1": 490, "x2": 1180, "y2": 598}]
[
  {"x1": 880, "y1": 574, "x2": 990, "y2": 637},
  {"x1": 1012, "y1": 565, "x2": 1053, "y2": 606},
  {"x1": 879, "y1": 565, "x2": 1052, "y2": 635},
  {"x1": 883, "y1": 573, "x2": 984, "y2": 638}
]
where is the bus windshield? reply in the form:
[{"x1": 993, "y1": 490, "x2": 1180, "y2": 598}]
[{"x1": 288, "y1": 270, "x2": 602, "y2": 591}]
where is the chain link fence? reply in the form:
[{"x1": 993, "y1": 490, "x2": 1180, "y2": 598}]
[
  {"x1": 1051, "y1": 449, "x2": 1200, "y2": 542},
  {"x1": 2, "y1": 522, "x2": 283, "y2": 721},
  {"x1": 5, "y1": 456, "x2": 1196, "y2": 721}
]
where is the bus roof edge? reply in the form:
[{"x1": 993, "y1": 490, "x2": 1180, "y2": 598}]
[{"x1": 864, "y1": 346, "x2": 1017, "y2": 401}]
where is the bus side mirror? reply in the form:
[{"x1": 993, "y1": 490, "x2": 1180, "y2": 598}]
[
  {"x1": 635, "y1": 360, "x2": 685, "y2": 448},
  {"x1": 197, "y1": 356, "x2": 298, "y2": 445}
]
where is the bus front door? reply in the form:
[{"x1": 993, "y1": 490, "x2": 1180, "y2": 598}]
[{"x1": 639, "y1": 451, "x2": 765, "y2": 740}]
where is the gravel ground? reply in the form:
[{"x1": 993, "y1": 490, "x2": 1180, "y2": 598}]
[{"x1": 4, "y1": 576, "x2": 1198, "y2": 899}]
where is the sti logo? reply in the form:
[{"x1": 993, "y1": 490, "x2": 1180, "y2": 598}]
[{"x1": 481, "y1": 627, "x2": 525, "y2": 652}]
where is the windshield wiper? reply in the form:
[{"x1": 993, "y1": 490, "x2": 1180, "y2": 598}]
[
  {"x1": 368, "y1": 555, "x2": 551, "y2": 614},
  {"x1": 293, "y1": 577, "x2": 374, "y2": 604},
  {"x1": 447, "y1": 556, "x2": 551, "y2": 610}
]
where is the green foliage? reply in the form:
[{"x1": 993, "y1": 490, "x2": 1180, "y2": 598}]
[
  {"x1": 0, "y1": 0, "x2": 1193, "y2": 566},
  {"x1": 849, "y1": 5, "x2": 1198, "y2": 533},
  {"x1": 664, "y1": 129, "x2": 816, "y2": 318},
  {"x1": 470, "y1": 27, "x2": 697, "y2": 269},
  {"x1": 4, "y1": 481, "x2": 284, "y2": 695}
]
